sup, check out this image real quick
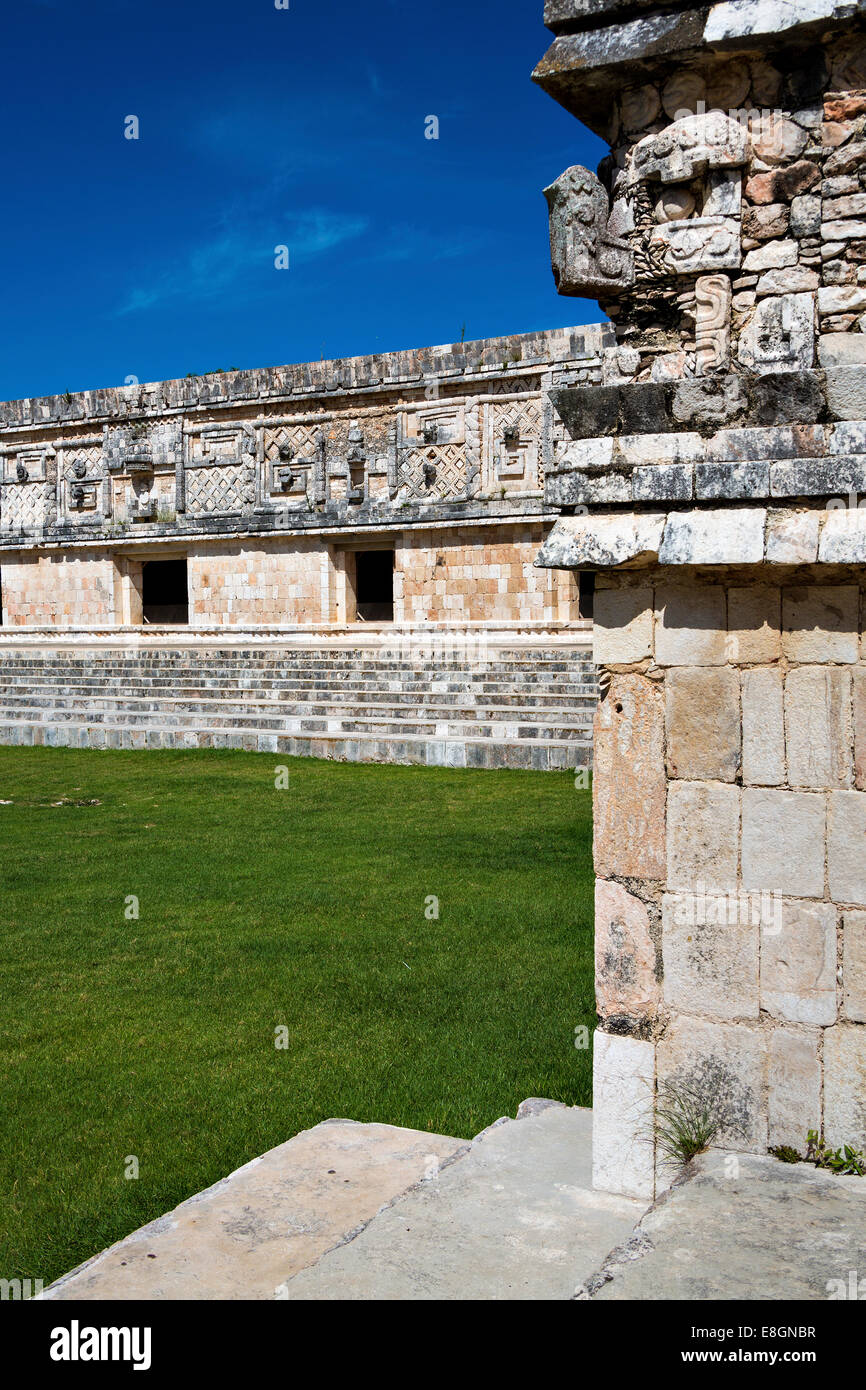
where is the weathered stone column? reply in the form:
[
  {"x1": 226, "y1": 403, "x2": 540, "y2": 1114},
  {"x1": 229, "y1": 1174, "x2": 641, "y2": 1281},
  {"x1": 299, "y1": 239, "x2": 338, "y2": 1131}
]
[{"x1": 534, "y1": 0, "x2": 866, "y2": 1198}]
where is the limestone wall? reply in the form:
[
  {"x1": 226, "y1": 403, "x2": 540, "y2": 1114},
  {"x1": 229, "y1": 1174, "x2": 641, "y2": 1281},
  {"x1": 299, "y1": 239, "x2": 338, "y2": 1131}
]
[
  {"x1": 397, "y1": 524, "x2": 577, "y2": 625},
  {"x1": 187, "y1": 540, "x2": 325, "y2": 626},
  {"x1": 589, "y1": 568, "x2": 866, "y2": 1199},
  {"x1": 0, "y1": 521, "x2": 578, "y2": 628},
  {"x1": 1, "y1": 551, "x2": 117, "y2": 626}
]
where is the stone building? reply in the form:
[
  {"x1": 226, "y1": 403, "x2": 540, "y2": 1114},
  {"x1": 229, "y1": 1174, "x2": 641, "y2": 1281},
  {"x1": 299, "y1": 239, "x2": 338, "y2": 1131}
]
[
  {"x1": 534, "y1": 0, "x2": 866, "y2": 1194},
  {"x1": 0, "y1": 329, "x2": 601, "y2": 767},
  {"x1": 4, "y1": 0, "x2": 866, "y2": 1202},
  {"x1": 0, "y1": 327, "x2": 602, "y2": 630}
]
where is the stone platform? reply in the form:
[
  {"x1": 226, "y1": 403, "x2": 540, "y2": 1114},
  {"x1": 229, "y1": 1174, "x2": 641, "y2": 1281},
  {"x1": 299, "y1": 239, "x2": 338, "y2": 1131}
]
[
  {"x1": 41, "y1": 1103, "x2": 644, "y2": 1302},
  {"x1": 39, "y1": 1103, "x2": 866, "y2": 1300},
  {"x1": 0, "y1": 629, "x2": 595, "y2": 770}
]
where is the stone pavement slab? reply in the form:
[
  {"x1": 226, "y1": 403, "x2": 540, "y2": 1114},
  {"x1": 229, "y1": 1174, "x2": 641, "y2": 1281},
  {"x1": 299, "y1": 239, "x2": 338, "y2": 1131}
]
[
  {"x1": 590, "y1": 1151, "x2": 866, "y2": 1301},
  {"x1": 40, "y1": 1121, "x2": 466, "y2": 1301},
  {"x1": 280, "y1": 1101, "x2": 646, "y2": 1300}
]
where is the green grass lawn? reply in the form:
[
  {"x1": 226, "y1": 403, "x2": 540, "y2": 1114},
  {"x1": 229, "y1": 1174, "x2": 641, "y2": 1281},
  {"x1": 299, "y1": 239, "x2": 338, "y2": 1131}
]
[{"x1": 0, "y1": 746, "x2": 594, "y2": 1285}]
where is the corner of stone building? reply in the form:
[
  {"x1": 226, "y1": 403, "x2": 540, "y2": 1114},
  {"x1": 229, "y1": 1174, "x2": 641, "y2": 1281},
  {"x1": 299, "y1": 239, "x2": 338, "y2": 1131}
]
[{"x1": 533, "y1": 0, "x2": 866, "y2": 1196}]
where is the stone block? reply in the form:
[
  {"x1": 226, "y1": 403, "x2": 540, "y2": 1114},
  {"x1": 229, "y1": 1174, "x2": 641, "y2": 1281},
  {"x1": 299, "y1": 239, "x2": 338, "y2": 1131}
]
[
  {"x1": 633, "y1": 464, "x2": 694, "y2": 502},
  {"x1": 825, "y1": 365, "x2": 866, "y2": 420},
  {"x1": 534, "y1": 512, "x2": 665, "y2": 570},
  {"x1": 818, "y1": 334, "x2": 866, "y2": 367},
  {"x1": 727, "y1": 585, "x2": 781, "y2": 663},
  {"x1": 765, "y1": 510, "x2": 820, "y2": 564},
  {"x1": 819, "y1": 286, "x2": 866, "y2": 315},
  {"x1": 741, "y1": 789, "x2": 826, "y2": 898},
  {"x1": 594, "y1": 674, "x2": 666, "y2": 881},
  {"x1": 662, "y1": 892, "x2": 759, "y2": 1020},
  {"x1": 657, "y1": 1016, "x2": 767, "y2": 1154},
  {"x1": 782, "y1": 585, "x2": 859, "y2": 664},
  {"x1": 761, "y1": 899, "x2": 837, "y2": 1026},
  {"x1": 666, "y1": 667, "x2": 740, "y2": 782},
  {"x1": 654, "y1": 583, "x2": 727, "y2": 666},
  {"x1": 658, "y1": 508, "x2": 765, "y2": 566},
  {"x1": 616, "y1": 431, "x2": 704, "y2": 466},
  {"x1": 694, "y1": 461, "x2": 769, "y2": 500},
  {"x1": 592, "y1": 586, "x2": 653, "y2": 665},
  {"x1": 595, "y1": 879, "x2": 659, "y2": 1023},
  {"x1": 738, "y1": 292, "x2": 816, "y2": 373},
  {"x1": 757, "y1": 267, "x2": 819, "y2": 296},
  {"x1": 828, "y1": 790, "x2": 866, "y2": 906},
  {"x1": 790, "y1": 195, "x2": 822, "y2": 237},
  {"x1": 743, "y1": 240, "x2": 798, "y2": 273},
  {"x1": 768, "y1": 1030, "x2": 822, "y2": 1151},
  {"x1": 752, "y1": 371, "x2": 824, "y2": 426},
  {"x1": 742, "y1": 668, "x2": 786, "y2": 787},
  {"x1": 742, "y1": 203, "x2": 789, "y2": 240},
  {"x1": 592, "y1": 1030, "x2": 655, "y2": 1200},
  {"x1": 843, "y1": 911, "x2": 866, "y2": 1022},
  {"x1": 824, "y1": 1024, "x2": 866, "y2": 1149},
  {"x1": 667, "y1": 781, "x2": 740, "y2": 894},
  {"x1": 785, "y1": 667, "x2": 853, "y2": 790},
  {"x1": 672, "y1": 375, "x2": 749, "y2": 428},
  {"x1": 818, "y1": 508, "x2": 866, "y2": 564},
  {"x1": 854, "y1": 670, "x2": 866, "y2": 790},
  {"x1": 771, "y1": 456, "x2": 866, "y2": 498}
]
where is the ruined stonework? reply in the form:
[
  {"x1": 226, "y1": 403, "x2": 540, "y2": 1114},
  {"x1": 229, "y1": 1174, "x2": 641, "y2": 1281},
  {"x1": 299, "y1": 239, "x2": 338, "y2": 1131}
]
[
  {"x1": 0, "y1": 327, "x2": 603, "y2": 630},
  {"x1": 534, "y1": 0, "x2": 866, "y2": 1196}
]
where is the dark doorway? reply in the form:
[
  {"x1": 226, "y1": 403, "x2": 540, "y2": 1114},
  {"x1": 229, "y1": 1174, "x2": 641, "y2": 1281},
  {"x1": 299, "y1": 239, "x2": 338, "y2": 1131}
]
[
  {"x1": 354, "y1": 550, "x2": 394, "y2": 622},
  {"x1": 578, "y1": 571, "x2": 595, "y2": 622},
  {"x1": 142, "y1": 559, "x2": 189, "y2": 625}
]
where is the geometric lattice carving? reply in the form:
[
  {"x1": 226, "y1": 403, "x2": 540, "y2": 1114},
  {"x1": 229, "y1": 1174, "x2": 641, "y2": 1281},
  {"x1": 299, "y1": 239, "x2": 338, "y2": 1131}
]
[
  {"x1": 398, "y1": 442, "x2": 468, "y2": 501},
  {"x1": 0, "y1": 482, "x2": 53, "y2": 530},
  {"x1": 263, "y1": 422, "x2": 322, "y2": 499},
  {"x1": 64, "y1": 446, "x2": 103, "y2": 480},
  {"x1": 185, "y1": 464, "x2": 252, "y2": 515},
  {"x1": 488, "y1": 398, "x2": 543, "y2": 488}
]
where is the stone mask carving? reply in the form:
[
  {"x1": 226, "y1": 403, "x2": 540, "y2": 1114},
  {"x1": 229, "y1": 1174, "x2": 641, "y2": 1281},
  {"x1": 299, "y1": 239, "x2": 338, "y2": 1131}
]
[
  {"x1": 544, "y1": 165, "x2": 635, "y2": 297},
  {"x1": 631, "y1": 113, "x2": 750, "y2": 280},
  {"x1": 632, "y1": 111, "x2": 749, "y2": 184}
]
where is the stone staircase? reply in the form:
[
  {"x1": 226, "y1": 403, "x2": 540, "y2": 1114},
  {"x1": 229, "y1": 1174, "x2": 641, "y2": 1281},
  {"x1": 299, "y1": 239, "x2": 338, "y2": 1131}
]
[
  {"x1": 41, "y1": 1103, "x2": 647, "y2": 1302},
  {"x1": 0, "y1": 639, "x2": 596, "y2": 769},
  {"x1": 40, "y1": 1101, "x2": 866, "y2": 1301}
]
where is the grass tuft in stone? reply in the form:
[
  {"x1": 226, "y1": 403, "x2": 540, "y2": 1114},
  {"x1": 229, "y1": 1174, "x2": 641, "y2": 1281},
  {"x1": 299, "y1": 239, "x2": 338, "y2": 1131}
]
[{"x1": 654, "y1": 1079, "x2": 720, "y2": 1168}]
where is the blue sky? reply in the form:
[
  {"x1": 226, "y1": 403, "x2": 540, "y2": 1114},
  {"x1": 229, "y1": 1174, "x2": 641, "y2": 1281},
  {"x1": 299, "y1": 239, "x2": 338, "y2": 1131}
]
[{"x1": 0, "y1": 0, "x2": 606, "y2": 400}]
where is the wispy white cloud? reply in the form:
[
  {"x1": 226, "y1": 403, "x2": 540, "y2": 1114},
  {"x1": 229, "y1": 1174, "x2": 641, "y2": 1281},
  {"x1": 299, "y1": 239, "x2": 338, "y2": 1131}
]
[
  {"x1": 364, "y1": 223, "x2": 489, "y2": 266},
  {"x1": 113, "y1": 208, "x2": 369, "y2": 316}
]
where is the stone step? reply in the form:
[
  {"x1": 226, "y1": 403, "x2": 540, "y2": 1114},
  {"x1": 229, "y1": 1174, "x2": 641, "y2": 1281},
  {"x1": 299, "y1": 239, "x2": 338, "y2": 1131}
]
[
  {"x1": 0, "y1": 682, "x2": 598, "y2": 706},
  {"x1": 589, "y1": 1151, "x2": 866, "y2": 1301},
  {"x1": 0, "y1": 720, "x2": 591, "y2": 769},
  {"x1": 0, "y1": 691, "x2": 594, "y2": 723},
  {"x1": 0, "y1": 706, "x2": 592, "y2": 741},
  {"x1": 280, "y1": 1104, "x2": 645, "y2": 1300},
  {"x1": 38, "y1": 1121, "x2": 469, "y2": 1302},
  {"x1": 39, "y1": 1104, "x2": 645, "y2": 1301},
  {"x1": 0, "y1": 643, "x2": 596, "y2": 769},
  {"x1": 0, "y1": 650, "x2": 593, "y2": 664},
  {"x1": 0, "y1": 661, "x2": 594, "y2": 683}
]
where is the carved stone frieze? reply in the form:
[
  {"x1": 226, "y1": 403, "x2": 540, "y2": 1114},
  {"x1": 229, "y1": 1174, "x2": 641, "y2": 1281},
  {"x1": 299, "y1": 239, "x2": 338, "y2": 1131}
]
[
  {"x1": 651, "y1": 216, "x2": 741, "y2": 276},
  {"x1": 631, "y1": 112, "x2": 750, "y2": 185}
]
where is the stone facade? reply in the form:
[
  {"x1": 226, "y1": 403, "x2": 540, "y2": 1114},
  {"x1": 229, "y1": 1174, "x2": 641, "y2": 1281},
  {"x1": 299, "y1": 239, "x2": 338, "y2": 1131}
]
[
  {"x1": 534, "y1": 0, "x2": 866, "y2": 1195},
  {"x1": 0, "y1": 328, "x2": 600, "y2": 631}
]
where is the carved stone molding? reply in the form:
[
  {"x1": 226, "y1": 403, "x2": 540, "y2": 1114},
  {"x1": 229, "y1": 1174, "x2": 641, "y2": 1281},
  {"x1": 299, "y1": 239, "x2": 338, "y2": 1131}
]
[{"x1": 695, "y1": 274, "x2": 732, "y2": 376}]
